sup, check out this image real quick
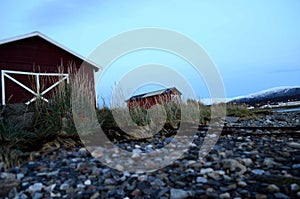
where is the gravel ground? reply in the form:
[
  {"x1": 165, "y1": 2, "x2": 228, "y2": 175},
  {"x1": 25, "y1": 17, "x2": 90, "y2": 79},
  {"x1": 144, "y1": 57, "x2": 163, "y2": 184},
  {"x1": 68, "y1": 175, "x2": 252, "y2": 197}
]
[{"x1": 1, "y1": 112, "x2": 300, "y2": 199}]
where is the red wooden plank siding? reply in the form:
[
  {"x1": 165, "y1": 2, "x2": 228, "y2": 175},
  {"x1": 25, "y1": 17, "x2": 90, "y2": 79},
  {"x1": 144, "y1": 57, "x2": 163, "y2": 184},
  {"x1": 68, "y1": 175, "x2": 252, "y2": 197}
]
[
  {"x1": 127, "y1": 88, "x2": 181, "y2": 110},
  {"x1": 0, "y1": 34, "x2": 96, "y2": 104}
]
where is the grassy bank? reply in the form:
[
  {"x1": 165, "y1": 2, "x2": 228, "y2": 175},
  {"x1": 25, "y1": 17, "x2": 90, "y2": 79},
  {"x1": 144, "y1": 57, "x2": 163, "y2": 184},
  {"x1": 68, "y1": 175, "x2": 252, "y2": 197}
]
[{"x1": 0, "y1": 70, "x2": 256, "y2": 168}]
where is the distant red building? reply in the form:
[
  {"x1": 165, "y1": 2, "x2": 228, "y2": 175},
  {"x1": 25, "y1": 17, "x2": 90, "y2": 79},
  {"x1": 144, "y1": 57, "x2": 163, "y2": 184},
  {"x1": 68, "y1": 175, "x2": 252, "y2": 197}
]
[
  {"x1": 0, "y1": 31, "x2": 99, "y2": 105},
  {"x1": 126, "y1": 87, "x2": 182, "y2": 109}
]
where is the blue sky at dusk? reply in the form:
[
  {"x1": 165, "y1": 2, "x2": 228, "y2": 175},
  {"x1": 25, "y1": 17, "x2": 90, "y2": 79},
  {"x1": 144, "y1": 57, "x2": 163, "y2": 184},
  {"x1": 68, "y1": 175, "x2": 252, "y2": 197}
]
[{"x1": 1, "y1": 0, "x2": 300, "y2": 104}]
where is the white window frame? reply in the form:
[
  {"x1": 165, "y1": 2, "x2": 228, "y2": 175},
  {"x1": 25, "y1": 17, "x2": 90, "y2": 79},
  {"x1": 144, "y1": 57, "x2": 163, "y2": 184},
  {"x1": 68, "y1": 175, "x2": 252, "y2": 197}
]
[{"x1": 1, "y1": 70, "x2": 69, "y2": 105}]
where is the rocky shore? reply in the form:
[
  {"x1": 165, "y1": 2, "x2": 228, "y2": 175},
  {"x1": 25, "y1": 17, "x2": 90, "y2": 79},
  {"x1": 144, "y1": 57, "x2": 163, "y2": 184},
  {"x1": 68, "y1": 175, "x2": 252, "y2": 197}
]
[{"x1": 1, "y1": 111, "x2": 300, "y2": 199}]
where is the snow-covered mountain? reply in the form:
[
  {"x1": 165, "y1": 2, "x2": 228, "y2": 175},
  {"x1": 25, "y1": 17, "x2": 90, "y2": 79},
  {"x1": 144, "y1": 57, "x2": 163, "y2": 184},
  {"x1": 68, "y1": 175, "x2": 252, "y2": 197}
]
[{"x1": 230, "y1": 86, "x2": 300, "y2": 105}]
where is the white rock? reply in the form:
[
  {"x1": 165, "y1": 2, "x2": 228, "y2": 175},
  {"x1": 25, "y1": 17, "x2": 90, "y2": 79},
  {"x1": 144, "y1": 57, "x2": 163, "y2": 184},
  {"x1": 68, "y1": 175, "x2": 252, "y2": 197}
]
[
  {"x1": 78, "y1": 147, "x2": 87, "y2": 154},
  {"x1": 238, "y1": 181, "x2": 247, "y2": 187},
  {"x1": 138, "y1": 175, "x2": 148, "y2": 182},
  {"x1": 291, "y1": 183, "x2": 300, "y2": 191},
  {"x1": 263, "y1": 158, "x2": 276, "y2": 167},
  {"x1": 200, "y1": 168, "x2": 214, "y2": 174},
  {"x1": 115, "y1": 164, "x2": 125, "y2": 171},
  {"x1": 131, "y1": 153, "x2": 141, "y2": 160},
  {"x1": 219, "y1": 192, "x2": 231, "y2": 199},
  {"x1": 215, "y1": 170, "x2": 225, "y2": 175},
  {"x1": 287, "y1": 142, "x2": 300, "y2": 149},
  {"x1": 242, "y1": 158, "x2": 253, "y2": 166},
  {"x1": 50, "y1": 192, "x2": 61, "y2": 197},
  {"x1": 16, "y1": 173, "x2": 24, "y2": 180},
  {"x1": 84, "y1": 179, "x2": 91, "y2": 185},
  {"x1": 59, "y1": 183, "x2": 70, "y2": 191},
  {"x1": 77, "y1": 184, "x2": 85, "y2": 189},
  {"x1": 132, "y1": 149, "x2": 142, "y2": 154},
  {"x1": 45, "y1": 184, "x2": 56, "y2": 192},
  {"x1": 28, "y1": 183, "x2": 43, "y2": 193},
  {"x1": 267, "y1": 184, "x2": 280, "y2": 192},
  {"x1": 196, "y1": 177, "x2": 208, "y2": 183},
  {"x1": 170, "y1": 188, "x2": 189, "y2": 199},
  {"x1": 252, "y1": 169, "x2": 265, "y2": 175},
  {"x1": 91, "y1": 149, "x2": 103, "y2": 158}
]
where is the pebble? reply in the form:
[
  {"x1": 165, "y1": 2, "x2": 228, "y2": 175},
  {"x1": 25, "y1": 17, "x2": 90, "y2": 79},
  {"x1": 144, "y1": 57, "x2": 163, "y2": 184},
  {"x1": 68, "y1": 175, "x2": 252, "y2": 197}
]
[
  {"x1": 221, "y1": 159, "x2": 246, "y2": 174},
  {"x1": 84, "y1": 179, "x2": 91, "y2": 185},
  {"x1": 206, "y1": 188, "x2": 218, "y2": 198},
  {"x1": 263, "y1": 158, "x2": 276, "y2": 167},
  {"x1": 292, "y1": 164, "x2": 300, "y2": 169},
  {"x1": 32, "y1": 192, "x2": 43, "y2": 199},
  {"x1": 115, "y1": 164, "x2": 124, "y2": 171},
  {"x1": 170, "y1": 188, "x2": 189, "y2": 199},
  {"x1": 28, "y1": 183, "x2": 43, "y2": 193},
  {"x1": 267, "y1": 184, "x2": 280, "y2": 192},
  {"x1": 196, "y1": 177, "x2": 208, "y2": 183},
  {"x1": 219, "y1": 192, "x2": 230, "y2": 199},
  {"x1": 16, "y1": 173, "x2": 24, "y2": 180},
  {"x1": 287, "y1": 142, "x2": 300, "y2": 149},
  {"x1": 200, "y1": 168, "x2": 213, "y2": 174},
  {"x1": 242, "y1": 158, "x2": 253, "y2": 166},
  {"x1": 274, "y1": 192, "x2": 289, "y2": 199},
  {"x1": 59, "y1": 183, "x2": 70, "y2": 191},
  {"x1": 291, "y1": 183, "x2": 300, "y2": 191},
  {"x1": 252, "y1": 169, "x2": 265, "y2": 175},
  {"x1": 237, "y1": 181, "x2": 247, "y2": 187}
]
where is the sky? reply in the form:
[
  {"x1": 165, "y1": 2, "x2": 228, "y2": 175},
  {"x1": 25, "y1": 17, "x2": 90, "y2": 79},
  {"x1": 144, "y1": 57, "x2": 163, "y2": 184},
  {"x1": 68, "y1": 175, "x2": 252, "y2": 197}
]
[{"x1": 1, "y1": 0, "x2": 300, "y2": 105}]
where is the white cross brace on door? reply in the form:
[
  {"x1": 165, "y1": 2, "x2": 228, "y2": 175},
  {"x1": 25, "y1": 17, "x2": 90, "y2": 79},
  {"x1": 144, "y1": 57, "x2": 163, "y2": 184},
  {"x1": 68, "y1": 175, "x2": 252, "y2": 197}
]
[{"x1": 1, "y1": 70, "x2": 69, "y2": 105}]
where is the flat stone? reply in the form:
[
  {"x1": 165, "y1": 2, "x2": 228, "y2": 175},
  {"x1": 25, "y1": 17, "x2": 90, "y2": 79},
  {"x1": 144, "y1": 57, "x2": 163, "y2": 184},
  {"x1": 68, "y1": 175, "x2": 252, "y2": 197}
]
[
  {"x1": 219, "y1": 192, "x2": 230, "y2": 199},
  {"x1": 237, "y1": 181, "x2": 247, "y2": 187},
  {"x1": 59, "y1": 183, "x2": 70, "y2": 191},
  {"x1": 90, "y1": 192, "x2": 100, "y2": 199},
  {"x1": 32, "y1": 192, "x2": 43, "y2": 199},
  {"x1": 28, "y1": 183, "x2": 43, "y2": 193},
  {"x1": 263, "y1": 158, "x2": 276, "y2": 167},
  {"x1": 196, "y1": 177, "x2": 208, "y2": 183},
  {"x1": 16, "y1": 173, "x2": 24, "y2": 180},
  {"x1": 274, "y1": 192, "x2": 289, "y2": 199},
  {"x1": 252, "y1": 169, "x2": 265, "y2": 175},
  {"x1": 287, "y1": 142, "x2": 300, "y2": 149},
  {"x1": 200, "y1": 168, "x2": 214, "y2": 174},
  {"x1": 170, "y1": 188, "x2": 189, "y2": 199},
  {"x1": 242, "y1": 158, "x2": 253, "y2": 166}
]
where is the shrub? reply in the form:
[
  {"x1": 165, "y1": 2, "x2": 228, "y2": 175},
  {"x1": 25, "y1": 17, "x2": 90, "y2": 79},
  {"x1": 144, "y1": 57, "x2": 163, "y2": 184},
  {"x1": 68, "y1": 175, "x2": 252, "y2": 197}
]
[{"x1": 226, "y1": 103, "x2": 256, "y2": 120}]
